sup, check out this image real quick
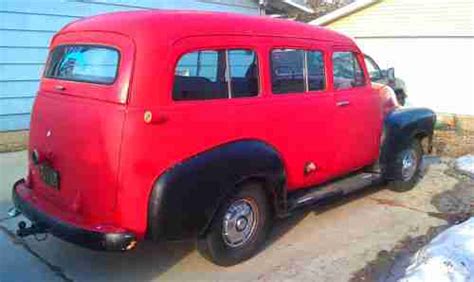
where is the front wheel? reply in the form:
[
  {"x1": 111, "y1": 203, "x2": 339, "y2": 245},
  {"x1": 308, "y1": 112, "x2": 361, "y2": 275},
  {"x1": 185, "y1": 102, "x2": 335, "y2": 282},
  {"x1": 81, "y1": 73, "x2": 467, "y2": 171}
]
[
  {"x1": 387, "y1": 139, "x2": 423, "y2": 192},
  {"x1": 197, "y1": 183, "x2": 271, "y2": 266}
]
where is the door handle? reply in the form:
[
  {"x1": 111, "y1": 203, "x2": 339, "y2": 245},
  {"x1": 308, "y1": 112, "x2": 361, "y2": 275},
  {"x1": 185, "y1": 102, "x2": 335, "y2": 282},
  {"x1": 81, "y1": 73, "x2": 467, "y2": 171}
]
[
  {"x1": 54, "y1": 85, "x2": 65, "y2": 91},
  {"x1": 336, "y1": 101, "x2": 350, "y2": 107}
]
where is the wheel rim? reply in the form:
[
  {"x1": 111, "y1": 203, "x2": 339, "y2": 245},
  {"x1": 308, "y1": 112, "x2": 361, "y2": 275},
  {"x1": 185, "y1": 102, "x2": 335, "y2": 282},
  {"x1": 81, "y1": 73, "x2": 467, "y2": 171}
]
[
  {"x1": 222, "y1": 198, "x2": 259, "y2": 248},
  {"x1": 401, "y1": 148, "x2": 418, "y2": 181}
]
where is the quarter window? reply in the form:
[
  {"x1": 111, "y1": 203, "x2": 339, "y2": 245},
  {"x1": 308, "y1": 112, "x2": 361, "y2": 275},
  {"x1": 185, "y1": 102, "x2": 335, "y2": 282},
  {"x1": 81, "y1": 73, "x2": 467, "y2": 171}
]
[
  {"x1": 271, "y1": 49, "x2": 305, "y2": 94},
  {"x1": 332, "y1": 52, "x2": 365, "y2": 89},
  {"x1": 364, "y1": 56, "x2": 382, "y2": 81},
  {"x1": 45, "y1": 45, "x2": 119, "y2": 85},
  {"x1": 173, "y1": 49, "x2": 258, "y2": 101},
  {"x1": 228, "y1": 50, "x2": 259, "y2": 98}
]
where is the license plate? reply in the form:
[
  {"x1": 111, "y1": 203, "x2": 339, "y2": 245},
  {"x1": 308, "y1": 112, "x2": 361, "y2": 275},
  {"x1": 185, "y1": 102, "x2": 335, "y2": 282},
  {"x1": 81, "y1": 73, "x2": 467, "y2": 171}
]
[{"x1": 39, "y1": 163, "x2": 60, "y2": 189}]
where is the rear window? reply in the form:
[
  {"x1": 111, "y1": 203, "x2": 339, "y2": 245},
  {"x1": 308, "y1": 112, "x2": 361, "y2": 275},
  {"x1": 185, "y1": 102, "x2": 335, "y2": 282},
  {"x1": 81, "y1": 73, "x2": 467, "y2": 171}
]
[{"x1": 45, "y1": 45, "x2": 119, "y2": 85}]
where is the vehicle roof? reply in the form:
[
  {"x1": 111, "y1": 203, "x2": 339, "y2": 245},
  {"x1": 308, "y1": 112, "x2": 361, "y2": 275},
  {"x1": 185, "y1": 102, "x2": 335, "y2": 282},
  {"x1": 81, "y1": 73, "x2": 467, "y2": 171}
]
[{"x1": 60, "y1": 10, "x2": 354, "y2": 45}]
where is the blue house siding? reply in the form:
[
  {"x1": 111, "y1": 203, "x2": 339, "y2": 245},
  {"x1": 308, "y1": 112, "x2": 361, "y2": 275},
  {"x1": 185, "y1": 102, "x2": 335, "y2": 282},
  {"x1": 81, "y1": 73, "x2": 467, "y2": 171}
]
[{"x1": 0, "y1": 0, "x2": 258, "y2": 131}]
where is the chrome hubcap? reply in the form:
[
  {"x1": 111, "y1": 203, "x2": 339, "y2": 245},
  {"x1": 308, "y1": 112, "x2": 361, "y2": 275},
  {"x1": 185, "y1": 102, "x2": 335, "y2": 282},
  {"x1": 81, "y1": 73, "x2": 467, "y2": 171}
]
[
  {"x1": 401, "y1": 149, "x2": 418, "y2": 181},
  {"x1": 222, "y1": 199, "x2": 258, "y2": 248}
]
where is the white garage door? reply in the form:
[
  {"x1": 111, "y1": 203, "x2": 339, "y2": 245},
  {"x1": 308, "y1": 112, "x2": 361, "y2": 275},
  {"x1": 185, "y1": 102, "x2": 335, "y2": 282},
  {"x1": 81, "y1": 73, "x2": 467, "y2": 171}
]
[{"x1": 356, "y1": 37, "x2": 474, "y2": 115}]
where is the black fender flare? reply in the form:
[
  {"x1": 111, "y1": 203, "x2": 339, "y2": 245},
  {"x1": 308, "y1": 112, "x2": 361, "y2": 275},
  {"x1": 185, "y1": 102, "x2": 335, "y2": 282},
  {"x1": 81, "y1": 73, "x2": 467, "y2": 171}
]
[
  {"x1": 380, "y1": 107, "x2": 436, "y2": 178},
  {"x1": 147, "y1": 140, "x2": 286, "y2": 241}
]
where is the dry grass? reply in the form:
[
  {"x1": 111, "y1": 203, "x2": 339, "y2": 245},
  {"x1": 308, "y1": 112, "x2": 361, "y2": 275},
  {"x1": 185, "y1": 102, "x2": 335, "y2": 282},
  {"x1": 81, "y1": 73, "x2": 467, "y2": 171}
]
[
  {"x1": 432, "y1": 130, "x2": 474, "y2": 158},
  {"x1": 0, "y1": 131, "x2": 28, "y2": 153}
]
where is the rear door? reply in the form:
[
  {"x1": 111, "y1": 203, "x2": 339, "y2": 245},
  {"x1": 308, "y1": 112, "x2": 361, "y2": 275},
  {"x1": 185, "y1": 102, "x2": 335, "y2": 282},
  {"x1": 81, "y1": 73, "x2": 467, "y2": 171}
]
[
  {"x1": 29, "y1": 31, "x2": 134, "y2": 219},
  {"x1": 267, "y1": 44, "x2": 337, "y2": 189},
  {"x1": 330, "y1": 49, "x2": 382, "y2": 175}
]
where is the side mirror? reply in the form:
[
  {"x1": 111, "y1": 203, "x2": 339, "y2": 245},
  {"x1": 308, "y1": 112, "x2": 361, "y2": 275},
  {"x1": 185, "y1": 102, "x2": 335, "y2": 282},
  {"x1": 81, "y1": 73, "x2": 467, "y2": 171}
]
[{"x1": 386, "y1": 67, "x2": 395, "y2": 81}]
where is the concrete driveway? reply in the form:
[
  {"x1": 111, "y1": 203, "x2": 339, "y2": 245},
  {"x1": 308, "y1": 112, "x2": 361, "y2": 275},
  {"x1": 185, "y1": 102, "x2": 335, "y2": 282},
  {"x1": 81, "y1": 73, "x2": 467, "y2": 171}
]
[{"x1": 0, "y1": 151, "x2": 472, "y2": 282}]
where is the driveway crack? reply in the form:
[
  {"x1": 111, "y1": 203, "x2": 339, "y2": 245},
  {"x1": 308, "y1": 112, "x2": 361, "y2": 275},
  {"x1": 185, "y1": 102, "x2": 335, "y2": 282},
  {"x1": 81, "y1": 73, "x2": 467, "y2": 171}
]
[
  {"x1": 0, "y1": 225, "x2": 73, "y2": 282},
  {"x1": 369, "y1": 197, "x2": 428, "y2": 214},
  {"x1": 369, "y1": 197, "x2": 472, "y2": 223}
]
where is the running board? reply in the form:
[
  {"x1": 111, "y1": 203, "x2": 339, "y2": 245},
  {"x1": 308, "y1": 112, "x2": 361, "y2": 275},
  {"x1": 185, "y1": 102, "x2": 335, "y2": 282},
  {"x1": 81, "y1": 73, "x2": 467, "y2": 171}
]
[{"x1": 287, "y1": 172, "x2": 382, "y2": 212}]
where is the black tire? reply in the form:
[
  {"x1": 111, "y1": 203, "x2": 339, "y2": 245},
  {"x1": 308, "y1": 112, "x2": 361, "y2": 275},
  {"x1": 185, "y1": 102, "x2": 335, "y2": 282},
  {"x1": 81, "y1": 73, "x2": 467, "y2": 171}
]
[
  {"x1": 387, "y1": 139, "x2": 423, "y2": 192},
  {"x1": 197, "y1": 182, "x2": 271, "y2": 266}
]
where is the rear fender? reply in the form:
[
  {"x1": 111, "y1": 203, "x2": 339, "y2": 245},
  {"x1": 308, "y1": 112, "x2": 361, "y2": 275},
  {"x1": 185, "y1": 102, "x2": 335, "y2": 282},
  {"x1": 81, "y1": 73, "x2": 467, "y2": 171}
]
[{"x1": 147, "y1": 140, "x2": 286, "y2": 241}]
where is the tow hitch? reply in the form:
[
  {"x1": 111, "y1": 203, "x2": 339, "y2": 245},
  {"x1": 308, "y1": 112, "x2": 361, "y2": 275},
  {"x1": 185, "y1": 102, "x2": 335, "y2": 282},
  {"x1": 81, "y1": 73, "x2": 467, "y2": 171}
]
[
  {"x1": 8, "y1": 207, "x2": 21, "y2": 218},
  {"x1": 16, "y1": 220, "x2": 48, "y2": 238}
]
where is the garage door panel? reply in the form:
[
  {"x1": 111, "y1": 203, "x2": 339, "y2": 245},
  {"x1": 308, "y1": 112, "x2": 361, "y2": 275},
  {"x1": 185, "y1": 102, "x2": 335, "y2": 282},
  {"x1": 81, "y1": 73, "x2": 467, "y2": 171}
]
[{"x1": 357, "y1": 37, "x2": 474, "y2": 115}]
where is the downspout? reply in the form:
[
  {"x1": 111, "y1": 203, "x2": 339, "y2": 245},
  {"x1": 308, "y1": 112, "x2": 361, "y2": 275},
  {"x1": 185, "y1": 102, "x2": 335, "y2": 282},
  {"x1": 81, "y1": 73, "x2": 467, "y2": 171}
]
[{"x1": 259, "y1": 0, "x2": 266, "y2": 15}]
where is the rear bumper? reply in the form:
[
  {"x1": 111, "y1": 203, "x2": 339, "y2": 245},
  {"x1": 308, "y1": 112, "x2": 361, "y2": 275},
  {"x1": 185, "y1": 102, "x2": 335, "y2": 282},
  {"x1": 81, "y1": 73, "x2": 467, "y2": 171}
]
[{"x1": 12, "y1": 179, "x2": 137, "y2": 251}]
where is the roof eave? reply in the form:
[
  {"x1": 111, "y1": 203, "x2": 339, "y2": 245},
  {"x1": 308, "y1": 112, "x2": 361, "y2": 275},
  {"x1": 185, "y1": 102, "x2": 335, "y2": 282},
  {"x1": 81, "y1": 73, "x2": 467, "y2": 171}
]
[
  {"x1": 282, "y1": 0, "x2": 315, "y2": 14},
  {"x1": 309, "y1": 0, "x2": 380, "y2": 26}
]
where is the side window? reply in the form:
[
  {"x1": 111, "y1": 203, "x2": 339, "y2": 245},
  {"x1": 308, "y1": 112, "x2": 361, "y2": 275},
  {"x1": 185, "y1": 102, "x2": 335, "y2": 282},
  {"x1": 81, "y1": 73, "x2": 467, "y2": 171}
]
[
  {"x1": 332, "y1": 52, "x2": 365, "y2": 90},
  {"x1": 271, "y1": 49, "x2": 305, "y2": 94},
  {"x1": 307, "y1": 51, "x2": 325, "y2": 91},
  {"x1": 173, "y1": 50, "x2": 228, "y2": 100},
  {"x1": 228, "y1": 50, "x2": 259, "y2": 98},
  {"x1": 364, "y1": 56, "x2": 382, "y2": 81}
]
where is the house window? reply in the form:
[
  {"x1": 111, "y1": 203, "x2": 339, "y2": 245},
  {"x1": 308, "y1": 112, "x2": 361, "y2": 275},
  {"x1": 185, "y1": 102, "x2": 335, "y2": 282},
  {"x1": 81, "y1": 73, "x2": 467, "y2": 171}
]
[
  {"x1": 332, "y1": 52, "x2": 365, "y2": 90},
  {"x1": 173, "y1": 49, "x2": 258, "y2": 101}
]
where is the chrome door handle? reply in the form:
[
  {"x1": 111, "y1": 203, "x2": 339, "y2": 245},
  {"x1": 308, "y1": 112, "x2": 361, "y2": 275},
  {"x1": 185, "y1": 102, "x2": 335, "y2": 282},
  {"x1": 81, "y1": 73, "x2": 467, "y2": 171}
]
[
  {"x1": 54, "y1": 85, "x2": 65, "y2": 91},
  {"x1": 336, "y1": 101, "x2": 350, "y2": 107}
]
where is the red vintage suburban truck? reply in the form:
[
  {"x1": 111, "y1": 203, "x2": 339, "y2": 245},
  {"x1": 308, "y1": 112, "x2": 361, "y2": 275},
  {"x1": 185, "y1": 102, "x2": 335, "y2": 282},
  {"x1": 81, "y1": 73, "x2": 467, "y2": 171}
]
[{"x1": 12, "y1": 11, "x2": 435, "y2": 266}]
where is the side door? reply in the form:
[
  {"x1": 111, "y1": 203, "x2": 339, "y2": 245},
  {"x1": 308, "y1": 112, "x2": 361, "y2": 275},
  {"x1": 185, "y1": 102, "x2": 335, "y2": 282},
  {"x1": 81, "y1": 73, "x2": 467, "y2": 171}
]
[
  {"x1": 262, "y1": 40, "x2": 337, "y2": 190},
  {"x1": 330, "y1": 49, "x2": 383, "y2": 175}
]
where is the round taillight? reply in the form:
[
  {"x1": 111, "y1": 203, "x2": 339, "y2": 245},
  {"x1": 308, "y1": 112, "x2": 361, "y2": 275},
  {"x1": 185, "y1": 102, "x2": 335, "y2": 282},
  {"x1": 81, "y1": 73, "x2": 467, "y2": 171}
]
[{"x1": 144, "y1": 111, "x2": 153, "y2": 124}]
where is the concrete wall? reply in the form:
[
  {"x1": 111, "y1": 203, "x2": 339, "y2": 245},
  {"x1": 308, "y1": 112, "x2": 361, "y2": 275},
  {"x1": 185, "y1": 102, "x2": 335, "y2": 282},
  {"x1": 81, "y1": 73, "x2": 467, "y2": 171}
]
[{"x1": 0, "y1": 0, "x2": 258, "y2": 131}]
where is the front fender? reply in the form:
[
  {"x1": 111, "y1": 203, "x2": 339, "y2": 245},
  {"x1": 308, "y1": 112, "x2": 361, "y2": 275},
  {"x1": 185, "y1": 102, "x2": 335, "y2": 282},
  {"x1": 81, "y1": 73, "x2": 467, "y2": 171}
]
[
  {"x1": 380, "y1": 108, "x2": 436, "y2": 178},
  {"x1": 147, "y1": 140, "x2": 285, "y2": 241}
]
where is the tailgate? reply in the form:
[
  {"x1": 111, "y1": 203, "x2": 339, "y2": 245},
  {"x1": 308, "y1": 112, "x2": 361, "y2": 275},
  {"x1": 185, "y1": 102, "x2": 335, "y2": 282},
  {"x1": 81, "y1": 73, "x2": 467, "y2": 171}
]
[
  {"x1": 27, "y1": 31, "x2": 133, "y2": 222},
  {"x1": 29, "y1": 93, "x2": 126, "y2": 219}
]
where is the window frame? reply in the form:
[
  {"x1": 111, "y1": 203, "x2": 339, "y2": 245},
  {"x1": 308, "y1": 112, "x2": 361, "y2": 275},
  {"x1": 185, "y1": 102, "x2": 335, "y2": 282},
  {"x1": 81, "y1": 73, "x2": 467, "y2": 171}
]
[
  {"x1": 44, "y1": 44, "x2": 121, "y2": 86},
  {"x1": 269, "y1": 47, "x2": 327, "y2": 96},
  {"x1": 363, "y1": 55, "x2": 383, "y2": 81},
  {"x1": 305, "y1": 49, "x2": 327, "y2": 93},
  {"x1": 330, "y1": 50, "x2": 367, "y2": 91},
  {"x1": 172, "y1": 48, "x2": 260, "y2": 102}
]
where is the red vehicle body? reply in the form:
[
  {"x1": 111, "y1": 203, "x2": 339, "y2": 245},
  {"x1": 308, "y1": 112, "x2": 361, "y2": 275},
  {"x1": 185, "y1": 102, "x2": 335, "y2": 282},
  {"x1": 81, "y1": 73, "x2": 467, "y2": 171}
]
[{"x1": 12, "y1": 11, "x2": 435, "y2": 265}]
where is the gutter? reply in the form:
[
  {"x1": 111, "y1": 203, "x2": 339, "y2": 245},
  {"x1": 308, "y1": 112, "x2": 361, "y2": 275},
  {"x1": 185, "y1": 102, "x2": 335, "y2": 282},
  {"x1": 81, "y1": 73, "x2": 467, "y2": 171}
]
[
  {"x1": 309, "y1": 0, "x2": 380, "y2": 26},
  {"x1": 282, "y1": 0, "x2": 315, "y2": 14}
]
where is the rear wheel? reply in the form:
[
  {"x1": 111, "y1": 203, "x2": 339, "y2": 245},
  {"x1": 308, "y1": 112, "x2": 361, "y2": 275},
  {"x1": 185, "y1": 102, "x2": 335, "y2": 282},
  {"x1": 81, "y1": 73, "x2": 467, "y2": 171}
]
[
  {"x1": 197, "y1": 183, "x2": 271, "y2": 266},
  {"x1": 387, "y1": 139, "x2": 423, "y2": 192}
]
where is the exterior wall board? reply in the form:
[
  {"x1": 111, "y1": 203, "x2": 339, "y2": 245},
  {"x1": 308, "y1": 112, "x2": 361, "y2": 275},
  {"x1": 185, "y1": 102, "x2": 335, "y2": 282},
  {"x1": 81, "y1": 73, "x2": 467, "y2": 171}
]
[
  {"x1": 0, "y1": 0, "x2": 258, "y2": 131},
  {"x1": 320, "y1": 0, "x2": 474, "y2": 115}
]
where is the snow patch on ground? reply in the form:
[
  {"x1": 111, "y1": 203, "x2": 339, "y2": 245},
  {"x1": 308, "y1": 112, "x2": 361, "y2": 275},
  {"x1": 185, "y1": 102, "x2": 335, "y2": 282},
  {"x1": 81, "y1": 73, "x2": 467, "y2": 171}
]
[
  {"x1": 455, "y1": 155, "x2": 474, "y2": 179},
  {"x1": 400, "y1": 217, "x2": 474, "y2": 282}
]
